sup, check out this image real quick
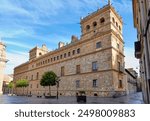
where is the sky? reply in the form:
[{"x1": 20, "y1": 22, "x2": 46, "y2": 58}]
[{"x1": 0, "y1": 0, "x2": 139, "y2": 74}]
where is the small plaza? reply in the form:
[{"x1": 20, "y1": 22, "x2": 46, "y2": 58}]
[
  {"x1": 0, "y1": 0, "x2": 149, "y2": 104},
  {"x1": 0, "y1": 92, "x2": 144, "y2": 104}
]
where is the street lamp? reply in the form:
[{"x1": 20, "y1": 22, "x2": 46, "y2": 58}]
[{"x1": 56, "y1": 77, "x2": 60, "y2": 99}]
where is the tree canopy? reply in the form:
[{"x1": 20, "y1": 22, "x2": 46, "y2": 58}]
[
  {"x1": 8, "y1": 81, "x2": 14, "y2": 89},
  {"x1": 40, "y1": 71, "x2": 57, "y2": 96},
  {"x1": 40, "y1": 71, "x2": 57, "y2": 87},
  {"x1": 16, "y1": 79, "x2": 29, "y2": 88}
]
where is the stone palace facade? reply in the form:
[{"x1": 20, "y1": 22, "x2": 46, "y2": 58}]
[{"x1": 13, "y1": 3, "x2": 126, "y2": 97}]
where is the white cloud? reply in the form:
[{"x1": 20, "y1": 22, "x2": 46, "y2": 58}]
[
  {"x1": 125, "y1": 47, "x2": 139, "y2": 74},
  {"x1": 4, "y1": 40, "x2": 32, "y2": 49},
  {"x1": 5, "y1": 51, "x2": 28, "y2": 74},
  {"x1": 112, "y1": 0, "x2": 132, "y2": 13}
]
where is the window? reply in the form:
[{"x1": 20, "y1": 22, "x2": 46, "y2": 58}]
[
  {"x1": 64, "y1": 53, "x2": 66, "y2": 58},
  {"x1": 118, "y1": 80, "x2": 123, "y2": 88},
  {"x1": 76, "y1": 80, "x2": 80, "y2": 88},
  {"x1": 31, "y1": 75, "x2": 33, "y2": 80},
  {"x1": 51, "y1": 58, "x2": 53, "y2": 62},
  {"x1": 45, "y1": 60, "x2": 47, "y2": 64},
  {"x1": 118, "y1": 62, "x2": 120, "y2": 70},
  {"x1": 68, "y1": 52, "x2": 71, "y2": 57},
  {"x1": 60, "y1": 55, "x2": 63, "y2": 59},
  {"x1": 76, "y1": 65, "x2": 80, "y2": 74},
  {"x1": 77, "y1": 48, "x2": 80, "y2": 54},
  {"x1": 100, "y1": 17, "x2": 105, "y2": 24},
  {"x1": 92, "y1": 61, "x2": 98, "y2": 71},
  {"x1": 48, "y1": 59, "x2": 50, "y2": 63},
  {"x1": 116, "y1": 22, "x2": 118, "y2": 27},
  {"x1": 93, "y1": 79, "x2": 98, "y2": 87},
  {"x1": 72, "y1": 50, "x2": 75, "y2": 55},
  {"x1": 37, "y1": 84, "x2": 39, "y2": 88},
  {"x1": 112, "y1": 17, "x2": 115, "y2": 23},
  {"x1": 86, "y1": 25, "x2": 90, "y2": 31},
  {"x1": 93, "y1": 21, "x2": 97, "y2": 27},
  {"x1": 36, "y1": 72, "x2": 39, "y2": 80},
  {"x1": 96, "y1": 42, "x2": 102, "y2": 49},
  {"x1": 39, "y1": 53, "x2": 42, "y2": 55},
  {"x1": 57, "y1": 56, "x2": 59, "y2": 60},
  {"x1": 117, "y1": 43, "x2": 119, "y2": 49},
  {"x1": 119, "y1": 26, "x2": 121, "y2": 31},
  {"x1": 54, "y1": 57, "x2": 56, "y2": 61},
  {"x1": 61, "y1": 66, "x2": 65, "y2": 76}
]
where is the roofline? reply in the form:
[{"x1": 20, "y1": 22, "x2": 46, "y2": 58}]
[
  {"x1": 80, "y1": 4, "x2": 123, "y2": 24},
  {"x1": 125, "y1": 69, "x2": 137, "y2": 79}
]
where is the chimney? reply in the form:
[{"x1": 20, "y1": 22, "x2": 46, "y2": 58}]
[
  {"x1": 58, "y1": 42, "x2": 65, "y2": 48},
  {"x1": 71, "y1": 35, "x2": 78, "y2": 43},
  {"x1": 42, "y1": 44, "x2": 48, "y2": 51}
]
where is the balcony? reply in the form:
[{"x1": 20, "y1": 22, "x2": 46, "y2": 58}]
[
  {"x1": 119, "y1": 65, "x2": 125, "y2": 73},
  {"x1": 134, "y1": 41, "x2": 141, "y2": 59}
]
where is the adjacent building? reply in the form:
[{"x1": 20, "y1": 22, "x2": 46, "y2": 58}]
[
  {"x1": 133, "y1": 0, "x2": 150, "y2": 103},
  {"x1": 3, "y1": 74, "x2": 13, "y2": 94},
  {"x1": 0, "y1": 41, "x2": 7, "y2": 95},
  {"x1": 13, "y1": 3, "x2": 126, "y2": 97},
  {"x1": 125, "y1": 68, "x2": 138, "y2": 94}
]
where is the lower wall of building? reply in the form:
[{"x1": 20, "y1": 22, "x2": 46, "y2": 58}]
[{"x1": 14, "y1": 71, "x2": 126, "y2": 97}]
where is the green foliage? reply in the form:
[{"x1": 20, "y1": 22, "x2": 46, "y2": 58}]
[
  {"x1": 8, "y1": 81, "x2": 14, "y2": 89},
  {"x1": 40, "y1": 71, "x2": 57, "y2": 96},
  {"x1": 16, "y1": 79, "x2": 29, "y2": 88},
  {"x1": 40, "y1": 71, "x2": 57, "y2": 87}
]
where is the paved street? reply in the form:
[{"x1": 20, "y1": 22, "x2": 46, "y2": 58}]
[{"x1": 0, "y1": 92, "x2": 144, "y2": 104}]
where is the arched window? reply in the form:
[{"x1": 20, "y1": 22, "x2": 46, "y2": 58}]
[
  {"x1": 100, "y1": 17, "x2": 105, "y2": 24},
  {"x1": 112, "y1": 17, "x2": 115, "y2": 23},
  {"x1": 86, "y1": 25, "x2": 90, "y2": 31},
  {"x1": 118, "y1": 80, "x2": 123, "y2": 88},
  {"x1": 116, "y1": 22, "x2": 118, "y2": 27},
  {"x1": 119, "y1": 26, "x2": 121, "y2": 31},
  {"x1": 93, "y1": 21, "x2": 97, "y2": 27},
  {"x1": 39, "y1": 52, "x2": 42, "y2": 55},
  {"x1": 77, "y1": 48, "x2": 80, "y2": 54}
]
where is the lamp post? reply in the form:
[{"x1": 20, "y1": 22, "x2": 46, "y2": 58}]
[{"x1": 56, "y1": 77, "x2": 60, "y2": 99}]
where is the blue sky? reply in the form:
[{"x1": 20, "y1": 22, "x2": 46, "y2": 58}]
[{"x1": 0, "y1": 0, "x2": 139, "y2": 74}]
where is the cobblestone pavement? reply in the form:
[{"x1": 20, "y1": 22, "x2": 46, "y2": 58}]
[{"x1": 0, "y1": 92, "x2": 144, "y2": 104}]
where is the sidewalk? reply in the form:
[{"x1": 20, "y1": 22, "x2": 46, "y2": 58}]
[{"x1": 0, "y1": 92, "x2": 144, "y2": 104}]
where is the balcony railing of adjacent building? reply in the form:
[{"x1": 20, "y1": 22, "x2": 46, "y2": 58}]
[{"x1": 134, "y1": 41, "x2": 141, "y2": 59}]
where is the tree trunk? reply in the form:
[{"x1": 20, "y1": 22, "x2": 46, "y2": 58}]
[
  {"x1": 44, "y1": 86, "x2": 46, "y2": 96},
  {"x1": 23, "y1": 87, "x2": 24, "y2": 96},
  {"x1": 27, "y1": 86, "x2": 28, "y2": 96},
  {"x1": 9, "y1": 88, "x2": 11, "y2": 94},
  {"x1": 12, "y1": 88, "x2": 13, "y2": 95},
  {"x1": 49, "y1": 86, "x2": 51, "y2": 96}
]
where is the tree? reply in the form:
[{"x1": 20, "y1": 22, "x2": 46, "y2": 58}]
[
  {"x1": 8, "y1": 81, "x2": 14, "y2": 95},
  {"x1": 16, "y1": 79, "x2": 29, "y2": 95},
  {"x1": 40, "y1": 71, "x2": 57, "y2": 96}
]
